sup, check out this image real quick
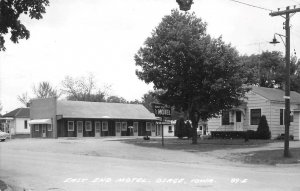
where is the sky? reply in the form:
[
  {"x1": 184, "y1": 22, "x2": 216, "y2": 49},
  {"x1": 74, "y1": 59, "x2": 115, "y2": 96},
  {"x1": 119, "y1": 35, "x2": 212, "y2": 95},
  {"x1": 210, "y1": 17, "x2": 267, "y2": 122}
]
[{"x1": 1, "y1": 0, "x2": 300, "y2": 114}]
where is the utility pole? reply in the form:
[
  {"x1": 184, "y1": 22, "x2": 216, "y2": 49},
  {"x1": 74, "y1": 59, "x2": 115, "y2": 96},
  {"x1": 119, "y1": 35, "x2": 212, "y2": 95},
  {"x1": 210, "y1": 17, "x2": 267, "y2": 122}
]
[{"x1": 270, "y1": 6, "x2": 300, "y2": 157}]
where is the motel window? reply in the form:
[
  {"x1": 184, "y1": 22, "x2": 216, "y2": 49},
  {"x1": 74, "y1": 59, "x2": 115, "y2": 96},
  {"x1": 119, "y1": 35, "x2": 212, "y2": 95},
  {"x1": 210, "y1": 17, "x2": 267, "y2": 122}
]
[
  {"x1": 24, "y1": 120, "x2": 28, "y2": 129},
  {"x1": 116, "y1": 122, "x2": 121, "y2": 133},
  {"x1": 102, "y1": 121, "x2": 108, "y2": 131},
  {"x1": 35, "y1": 124, "x2": 39, "y2": 131},
  {"x1": 47, "y1": 124, "x2": 52, "y2": 131},
  {"x1": 122, "y1": 122, "x2": 127, "y2": 131},
  {"x1": 168, "y1": 126, "x2": 173, "y2": 133},
  {"x1": 85, "y1": 121, "x2": 92, "y2": 131},
  {"x1": 280, "y1": 109, "x2": 284, "y2": 125},
  {"x1": 280, "y1": 109, "x2": 294, "y2": 125},
  {"x1": 146, "y1": 122, "x2": 151, "y2": 131},
  {"x1": 221, "y1": 111, "x2": 230, "y2": 125},
  {"x1": 68, "y1": 121, "x2": 74, "y2": 131},
  {"x1": 133, "y1": 122, "x2": 138, "y2": 133},
  {"x1": 250, "y1": 109, "x2": 261, "y2": 125}
]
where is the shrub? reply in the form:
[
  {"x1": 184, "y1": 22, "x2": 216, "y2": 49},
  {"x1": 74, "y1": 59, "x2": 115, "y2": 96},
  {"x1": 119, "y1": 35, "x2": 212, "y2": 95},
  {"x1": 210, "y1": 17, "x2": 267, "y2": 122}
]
[
  {"x1": 246, "y1": 130, "x2": 257, "y2": 139},
  {"x1": 211, "y1": 131, "x2": 245, "y2": 139},
  {"x1": 256, "y1": 115, "x2": 271, "y2": 139},
  {"x1": 175, "y1": 118, "x2": 185, "y2": 138}
]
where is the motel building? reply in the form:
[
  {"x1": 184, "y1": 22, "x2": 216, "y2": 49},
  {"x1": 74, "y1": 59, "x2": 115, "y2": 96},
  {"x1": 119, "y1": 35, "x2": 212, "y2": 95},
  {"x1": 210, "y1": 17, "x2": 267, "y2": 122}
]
[{"x1": 29, "y1": 97, "x2": 158, "y2": 138}]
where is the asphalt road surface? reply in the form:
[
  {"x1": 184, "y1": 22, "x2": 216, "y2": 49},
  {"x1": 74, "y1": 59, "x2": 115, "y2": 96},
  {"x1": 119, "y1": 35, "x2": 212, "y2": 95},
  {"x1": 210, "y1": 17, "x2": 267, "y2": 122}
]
[{"x1": 0, "y1": 138, "x2": 300, "y2": 191}]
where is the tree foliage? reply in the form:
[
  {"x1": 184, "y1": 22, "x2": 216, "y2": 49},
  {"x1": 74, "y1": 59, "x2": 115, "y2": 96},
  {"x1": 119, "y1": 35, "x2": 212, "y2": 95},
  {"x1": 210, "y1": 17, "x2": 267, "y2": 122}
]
[
  {"x1": 33, "y1": 81, "x2": 59, "y2": 98},
  {"x1": 0, "y1": 102, "x2": 2, "y2": 114},
  {"x1": 61, "y1": 74, "x2": 108, "y2": 102},
  {"x1": 17, "y1": 92, "x2": 30, "y2": 107},
  {"x1": 0, "y1": 0, "x2": 49, "y2": 51},
  {"x1": 106, "y1": 96, "x2": 127, "y2": 103},
  {"x1": 135, "y1": 10, "x2": 247, "y2": 144},
  {"x1": 17, "y1": 81, "x2": 58, "y2": 106},
  {"x1": 241, "y1": 51, "x2": 300, "y2": 93}
]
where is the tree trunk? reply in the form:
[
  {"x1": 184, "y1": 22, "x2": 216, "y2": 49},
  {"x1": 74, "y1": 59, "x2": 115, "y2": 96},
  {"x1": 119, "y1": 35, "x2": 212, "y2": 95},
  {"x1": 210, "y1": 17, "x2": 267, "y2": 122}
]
[
  {"x1": 191, "y1": 111, "x2": 200, "y2": 144},
  {"x1": 191, "y1": 122, "x2": 198, "y2": 144}
]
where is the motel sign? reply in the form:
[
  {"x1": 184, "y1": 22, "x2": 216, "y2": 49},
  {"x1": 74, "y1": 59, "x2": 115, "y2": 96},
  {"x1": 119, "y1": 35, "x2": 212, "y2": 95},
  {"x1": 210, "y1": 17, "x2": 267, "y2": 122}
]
[{"x1": 152, "y1": 104, "x2": 171, "y2": 117}]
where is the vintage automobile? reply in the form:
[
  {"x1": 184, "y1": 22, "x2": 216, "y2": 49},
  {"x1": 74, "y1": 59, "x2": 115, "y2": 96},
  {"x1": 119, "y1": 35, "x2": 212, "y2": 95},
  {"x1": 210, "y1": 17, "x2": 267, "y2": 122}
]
[{"x1": 0, "y1": 130, "x2": 9, "y2": 142}]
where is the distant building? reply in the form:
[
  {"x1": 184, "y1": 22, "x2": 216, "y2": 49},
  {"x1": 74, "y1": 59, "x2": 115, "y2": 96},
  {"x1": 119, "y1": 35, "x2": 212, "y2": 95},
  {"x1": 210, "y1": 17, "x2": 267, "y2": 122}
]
[
  {"x1": 1, "y1": 108, "x2": 30, "y2": 135},
  {"x1": 156, "y1": 120, "x2": 176, "y2": 137},
  {"x1": 29, "y1": 98, "x2": 158, "y2": 138},
  {"x1": 207, "y1": 86, "x2": 300, "y2": 140}
]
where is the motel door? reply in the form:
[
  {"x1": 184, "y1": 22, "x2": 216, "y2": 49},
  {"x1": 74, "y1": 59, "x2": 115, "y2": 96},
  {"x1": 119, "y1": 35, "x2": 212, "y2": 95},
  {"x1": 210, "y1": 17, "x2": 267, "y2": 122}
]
[
  {"x1": 151, "y1": 123, "x2": 156, "y2": 136},
  {"x1": 235, "y1": 111, "x2": 243, "y2": 131},
  {"x1": 77, "y1": 121, "x2": 83, "y2": 137},
  {"x1": 95, "y1": 122, "x2": 101, "y2": 137},
  {"x1": 42, "y1": 124, "x2": 46, "y2": 138},
  {"x1": 115, "y1": 122, "x2": 121, "y2": 136},
  {"x1": 133, "y1": 122, "x2": 138, "y2": 136}
]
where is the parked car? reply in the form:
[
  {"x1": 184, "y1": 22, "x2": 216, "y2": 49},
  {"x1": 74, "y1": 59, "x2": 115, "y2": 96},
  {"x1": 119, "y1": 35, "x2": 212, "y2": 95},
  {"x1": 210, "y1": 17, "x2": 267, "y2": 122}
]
[{"x1": 0, "y1": 130, "x2": 9, "y2": 142}]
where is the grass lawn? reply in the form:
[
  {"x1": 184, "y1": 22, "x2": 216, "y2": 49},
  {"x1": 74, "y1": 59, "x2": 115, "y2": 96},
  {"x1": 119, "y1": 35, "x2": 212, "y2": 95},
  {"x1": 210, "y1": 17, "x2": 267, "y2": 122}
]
[
  {"x1": 121, "y1": 137, "x2": 274, "y2": 152},
  {"x1": 122, "y1": 137, "x2": 300, "y2": 165},
  {"x1": 238, "y1": 148, "x2": 300, "y2": 165}
]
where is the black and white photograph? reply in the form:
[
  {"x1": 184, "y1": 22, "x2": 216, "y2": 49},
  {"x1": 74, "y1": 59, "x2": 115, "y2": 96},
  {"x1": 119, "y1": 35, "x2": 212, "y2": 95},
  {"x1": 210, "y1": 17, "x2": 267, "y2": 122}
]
[{"x1": 1, "y1": 0, "x2": 300, "y2": 190}]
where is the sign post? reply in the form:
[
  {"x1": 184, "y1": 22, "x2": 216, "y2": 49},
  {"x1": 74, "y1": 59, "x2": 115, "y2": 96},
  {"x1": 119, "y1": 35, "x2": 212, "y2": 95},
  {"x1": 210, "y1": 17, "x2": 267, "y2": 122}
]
[{"x1": 152, "y1": 103, "x2": 171, "y2": 147}]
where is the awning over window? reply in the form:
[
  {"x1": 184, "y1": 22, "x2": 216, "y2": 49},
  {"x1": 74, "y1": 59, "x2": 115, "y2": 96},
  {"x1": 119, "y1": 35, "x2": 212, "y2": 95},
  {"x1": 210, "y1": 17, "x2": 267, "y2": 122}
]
[{"x1": 28, "y1": 119, "x2": 52, "y2": 125}]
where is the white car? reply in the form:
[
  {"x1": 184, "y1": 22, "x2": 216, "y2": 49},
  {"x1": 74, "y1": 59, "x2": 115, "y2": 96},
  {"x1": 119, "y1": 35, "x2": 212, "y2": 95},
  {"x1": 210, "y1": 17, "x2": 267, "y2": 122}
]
[{"x1": 0, "y1": 130, "x2": 9, "y2": 142}]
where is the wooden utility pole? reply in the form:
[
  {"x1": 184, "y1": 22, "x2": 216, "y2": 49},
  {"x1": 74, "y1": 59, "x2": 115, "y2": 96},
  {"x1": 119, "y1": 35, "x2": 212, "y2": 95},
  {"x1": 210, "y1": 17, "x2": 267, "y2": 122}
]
[{"x1": 270, "y1": 6, "x2": 300, "y2": 157}]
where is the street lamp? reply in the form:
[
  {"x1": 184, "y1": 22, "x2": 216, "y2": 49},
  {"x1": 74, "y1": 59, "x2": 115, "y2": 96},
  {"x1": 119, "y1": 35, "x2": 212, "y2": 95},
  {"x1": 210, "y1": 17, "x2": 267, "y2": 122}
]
[
  {"x1": 269, "y1": 33, "x2": 286, "y2": 46},
  {"x1": 269, "y1": 27, "x2": 291, "y2": 158},
  {"x1": 176, "y1": 0, "x2": 193, "y2": 11}
]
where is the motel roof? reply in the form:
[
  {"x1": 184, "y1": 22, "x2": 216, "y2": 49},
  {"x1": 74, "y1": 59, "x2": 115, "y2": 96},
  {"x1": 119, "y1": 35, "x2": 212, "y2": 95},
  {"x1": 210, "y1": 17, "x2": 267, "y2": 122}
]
[
  {"x1": 57, "y1": 100, "x2": 158, "y2": 120},
  {"x1": 251, "y1": 86, "x2": 300, "y2": 104}
]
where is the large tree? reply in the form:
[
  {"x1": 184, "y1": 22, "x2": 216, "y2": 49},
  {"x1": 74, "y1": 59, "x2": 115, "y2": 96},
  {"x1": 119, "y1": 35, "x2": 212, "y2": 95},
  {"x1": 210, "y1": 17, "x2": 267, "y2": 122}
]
[
  {"x1": 135, "y1": 10, "x2": 247, "y2": 144},
  {"x1": 0, "y1": 0, "x2": 49, "y2": 51}
]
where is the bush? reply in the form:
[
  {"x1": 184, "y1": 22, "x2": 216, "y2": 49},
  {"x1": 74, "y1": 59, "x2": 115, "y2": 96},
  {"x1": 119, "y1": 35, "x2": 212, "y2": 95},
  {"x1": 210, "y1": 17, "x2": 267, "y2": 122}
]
[
  {"x1": 256, "y1": 115, "x2": 271, "y2": 139},
  {"x1": 175, "y1": 118, "x2": 185, "y2": 138},
  {"x1": 275, "y1": 134, "x2": 294, "y2": 140},
  {"x1": 175, "y1": 118, "x2": 195, "y2": 138},
  {"x1": 211, "y1": 131, "x2": 245, "y2": 139},
  {"x1": 246, "y1": 130, "x2": 257, "y2": 139}
]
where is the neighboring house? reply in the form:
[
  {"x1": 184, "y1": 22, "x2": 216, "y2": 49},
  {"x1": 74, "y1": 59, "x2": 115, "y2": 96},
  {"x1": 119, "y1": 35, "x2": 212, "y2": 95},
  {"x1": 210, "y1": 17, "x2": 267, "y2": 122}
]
[
  {"x1": 29, "y1": 97, "x2": 158, "y2": 138},
  {"x1": 156, "y1": 120, "x2": 176, "y2": 137},
  {"x1": 1, "y1": 108, "x2": 30, "y2": 135},
  {"x1": 207, "y1": 86, "x2": 300, "y2": 140}
]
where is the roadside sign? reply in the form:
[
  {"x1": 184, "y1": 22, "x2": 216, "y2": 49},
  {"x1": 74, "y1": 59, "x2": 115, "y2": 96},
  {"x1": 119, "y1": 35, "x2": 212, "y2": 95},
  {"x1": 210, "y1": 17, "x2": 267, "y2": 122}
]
[{"x1": 152, "y1": 103, "x2": 171, "y2": 117}]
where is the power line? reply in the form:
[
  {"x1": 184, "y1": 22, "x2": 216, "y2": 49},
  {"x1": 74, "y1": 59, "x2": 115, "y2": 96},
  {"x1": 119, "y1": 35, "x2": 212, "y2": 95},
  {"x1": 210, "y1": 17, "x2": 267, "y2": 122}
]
[{"x1": 227, "y1": 0, "x2": 272, "y2": 12}]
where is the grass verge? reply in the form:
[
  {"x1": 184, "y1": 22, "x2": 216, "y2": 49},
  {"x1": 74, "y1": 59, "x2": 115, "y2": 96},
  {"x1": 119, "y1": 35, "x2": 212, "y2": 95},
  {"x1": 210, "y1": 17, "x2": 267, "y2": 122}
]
[{"x1": 238, "y1": 148, "x2": 300, "y2": 165}]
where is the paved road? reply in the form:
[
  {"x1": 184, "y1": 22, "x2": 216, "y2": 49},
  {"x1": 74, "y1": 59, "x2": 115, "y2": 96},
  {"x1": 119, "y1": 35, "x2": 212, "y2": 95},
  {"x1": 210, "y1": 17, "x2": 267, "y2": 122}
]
[{"x1": 0, "y1": 138, "x2": 300, "y2": 191}]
